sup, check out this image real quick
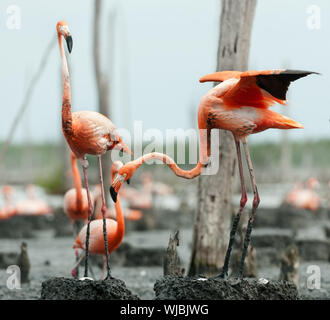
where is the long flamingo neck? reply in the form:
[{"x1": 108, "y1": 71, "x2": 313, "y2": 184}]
[
  {"x1": 134, "y1": 152, "x2": 203, "y2": 179},
  {"x1": 113, "y1": 197, "x2": 125, "y2": 249},
  {"x1": 57, "y1": 32, "x2": 72, "y2": 136},
  {"x1": 71, "y1": 154, "x2": 83, "y2": 210}
]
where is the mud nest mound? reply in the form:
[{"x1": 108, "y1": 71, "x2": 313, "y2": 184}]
[
  {"x1": 40, "y1": 277, "x2": 139, "y2": 300},
  {"x1": 154, "y1": 276, "x2": 300, "y2": 300}
]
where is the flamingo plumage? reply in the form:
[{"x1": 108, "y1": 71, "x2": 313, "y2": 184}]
[
  {"x1": 110, "y1": 69, "x2": 318, "y2": 279},
  {"x1": 64, "y1": 153, "x2": 93, "y2": 223},
  {"x1": 56, "y1": 20, "x2": 131, "y2": 279},
  {"x1": 286, "y1": 178, "x2": 321, "y2": 211}
]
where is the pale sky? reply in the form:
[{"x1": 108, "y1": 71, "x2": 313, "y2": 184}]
[{"x1": 0, "y1": 0, "x2": 329, "y2": 144}]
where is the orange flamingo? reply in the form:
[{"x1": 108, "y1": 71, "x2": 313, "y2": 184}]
[
  {"x1": 286, "y1": 178, "x2": 321, "y2": 211},
  {"x1": 0, "y1": 186, "x2": 17, "y2": 220},
  {"x1": 64, "y1": 152, "x2": 94, "y2": 277},
  {"x1": 64, "y1": 153, "x2": 93, "y2": 224},
  {"x1": 72, "y1": 161, "x2": 126, "y2": 279},
  {"x1": 111, "y1": 69, "x2": 318, "y2": 278},
  {"x1": 56, "y1": 20, "x2": 131, "y2": 279},
  {"x1": 15, "y1": 184, "x2": 52, "y2": 216}
]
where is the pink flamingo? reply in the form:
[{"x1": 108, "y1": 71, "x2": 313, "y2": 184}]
[
  {"x1": 56, "y1": 20, "x2": 131, "y2": 279},
  {"x1": 15, "y1": 184, "x2": 52, "y2": 216},
  {"x1": 110, "y1": 69, "x2": 317, "y2": 278}
]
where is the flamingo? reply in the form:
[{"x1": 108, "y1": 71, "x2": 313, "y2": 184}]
[
  {"x1": 56, "y1": 20, "x2": 131, "y2": 279},
  {"x1": 64, "y1": 153, "x2": 93, "y2": 225},
  {"x1": 63, "y1": 152, "x2": 94, "y2": 277},
  {"x1": 71, "y1": 161, "x2": 126, "y2": 279},
  {"x1": 15, "y1": 184, "x2": 52, "y2": 216},
  {"x1": 0, "y1": 185, "x2": 17, "y2": 220},
  {"x1": 285, "y1": 178, "x2": 321, "y2": 211},
  {"x1": 110, "y1": 69, "x2": 318, "y2": 279}
]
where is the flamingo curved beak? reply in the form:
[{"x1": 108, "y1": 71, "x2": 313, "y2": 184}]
[
  {"x1": 66, "y1": 35, "x2": 73, "y2": 53},
  {"x1": 110, "y1": 173, "x2": 127, "y2": 202}
]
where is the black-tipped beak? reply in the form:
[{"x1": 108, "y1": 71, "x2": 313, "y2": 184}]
[
  {"x1": 110, "y1": 186, "x2": 118, "y2": 203},
  {"x1": 66, "y1": 35, "x2": 73, "y2": 53},
  {"x1": 126, "y1": 179, "x2": 130, "y2": 185}
]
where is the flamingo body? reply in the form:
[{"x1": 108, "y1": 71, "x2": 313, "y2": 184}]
[
  {"x1": 16, "y1": 200, "x2": 51, "y2": 216},
  {"x1": 67, "y1": 111, "x2": 130, "y2": 161},
  {"x1": 73, "y1": 218, "x2": 123, "y2": 255},
  {"x1": 198, "y1": 74, "x2": 305, "y2": 140},
  {"x1": 64, "y1": 188, "x2": 93, "y2": 221}
]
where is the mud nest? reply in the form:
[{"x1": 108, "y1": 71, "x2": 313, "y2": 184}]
[
  {"x1": 40, "y1": 277, "x2": 139, "y2": 300},
  {"x1": 154, "y1": 275, "x2": 300, "y2": 300}
]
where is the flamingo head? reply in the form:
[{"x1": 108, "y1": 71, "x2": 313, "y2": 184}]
[
  {"x1": 56, "y1": 20, "x2": 73, "y2": 53},
  {"x1": 110, "y1": 161, "x2": 140, "y2": 203}
]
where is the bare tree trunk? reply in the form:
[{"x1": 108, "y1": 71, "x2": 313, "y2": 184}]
[
  {"x1": 93, "y1": 0, "x2": 113, "y2": 194},
  {"x1": 188, "y1": 0, "x2": 257, "y2": 277}
]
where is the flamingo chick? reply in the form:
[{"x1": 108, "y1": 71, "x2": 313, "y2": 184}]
[
  {"x1": 56, "y1": 20, "x2": 131, "y2": 279},
  {"x1": 111, "y1": 69, "x2": 318, "y2": 279}
]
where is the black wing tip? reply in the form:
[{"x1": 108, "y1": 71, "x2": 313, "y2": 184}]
[{"x1": 280, "y1": 69, "x2": 321, "y2": 76}]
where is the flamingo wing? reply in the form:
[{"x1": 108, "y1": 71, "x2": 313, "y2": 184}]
[{"x1": 200, "y1": 69, "x2": 319, "y2": 108}]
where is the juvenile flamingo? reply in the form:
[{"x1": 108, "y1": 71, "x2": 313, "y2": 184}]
[
  {"x1": 72, "y1": 161, "x2": 126, "y2": 279},
  {"x1": 110, "y1": 69, "x2": 318, "y2": 278},
  {"x1": 56, "y1": 20, "x2": 131, "y2": 279}
]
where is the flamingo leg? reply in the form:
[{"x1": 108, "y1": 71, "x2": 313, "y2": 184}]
[
  {"x1": 98, "y1": 155, "x2": 111, "y2": 280},
  {"x1": 101, "y1": 255, "x2": 106, "y2": 280},
  {"x1": 82, "y1": 159, "x2": 93, "y2": 278},
  {"x1": 71, "y1": 252, "x2": 85, "y2": 277},
  {"x1": 237, "y1": 138, "x2": 260, "y2": 279},
  {"x1": 217, "y1": 139, "x2": 247, "y2": 279},
  {"x1": 72, "y1": 220, "x2": 79, "y2": 278}
]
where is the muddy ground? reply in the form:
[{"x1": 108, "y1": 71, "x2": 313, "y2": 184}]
[{"x1": 0, "y1": 228, "x2": 329, "y2": 300}]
